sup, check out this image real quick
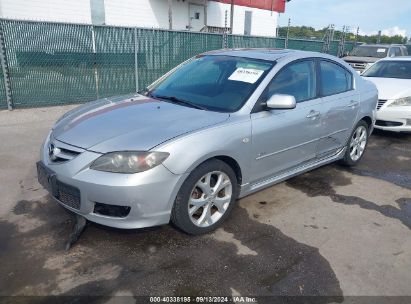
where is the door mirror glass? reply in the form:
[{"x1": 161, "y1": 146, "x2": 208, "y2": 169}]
[{"x1": 266, "y1": 94, "x2": 296, "y2": 109}]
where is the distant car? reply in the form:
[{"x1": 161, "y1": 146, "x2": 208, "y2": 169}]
[
  {"x1": 362, "y1": 56, "x2": 411, "y2": 132},
  {"x1": 343, "y1": 44, "x2": 408, "y2": 73},
  {"x1": 37, "y1": 49, "x2": 377, "y2": 235}
]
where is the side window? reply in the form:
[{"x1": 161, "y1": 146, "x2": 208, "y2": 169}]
[
  {"x1": 260, "y1": 60, "x2": 317, "y2": 103},
  {"x1": 320, "y1": 60, "x2": 353, "y2": 96},
  {"x1": 388, "y1": 48, "x2": 401, "y2": 57}
]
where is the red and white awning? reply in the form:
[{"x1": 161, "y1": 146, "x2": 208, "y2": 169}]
[{"x1": 210, "y1": 0, "x2": 287, "y2": 13}]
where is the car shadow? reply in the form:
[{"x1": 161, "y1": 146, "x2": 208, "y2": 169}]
[{"x1": 0, "y1": 195, "x2": 343, "y2": 302}]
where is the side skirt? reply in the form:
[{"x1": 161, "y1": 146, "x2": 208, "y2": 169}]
[{"x1": 238, "y1": 148, "x2": 346, "y2": 198}]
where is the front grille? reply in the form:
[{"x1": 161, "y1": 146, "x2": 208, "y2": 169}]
[
  {"x1": 377, "y1": 100, "x2": 387, "y2": 110},
  {"x1": 347, "y1": 61, "x2": 367, "y2": 71},
  {"x1": 48, "y1": 138, "x2": 83, "y2": 163},
  {"x1": 55, "y1": 180, "x2": 81, "y2": 209}
]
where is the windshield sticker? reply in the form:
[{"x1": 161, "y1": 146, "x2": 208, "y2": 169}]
[
  {"x1": 228, "y1": 68, "x2": 264, "y2": 84},
  {"x1": 377, "y1": 48, "x2": 387, "y2": 53}
]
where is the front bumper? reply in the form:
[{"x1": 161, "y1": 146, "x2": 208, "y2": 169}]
[
  {"x1": 38, "y1": 136, "x2": 188, "y2": 229},
  {"x1": 375, "y1": 107, "x2": 411, "y2": 132}
]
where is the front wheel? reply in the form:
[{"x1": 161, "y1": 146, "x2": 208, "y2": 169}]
[
  {"x1": 340, "y1": 120, "x2": 369, "y2": 166},
  {"x1": 171, "y1": 159, "x2": 238, "y2": 235}
]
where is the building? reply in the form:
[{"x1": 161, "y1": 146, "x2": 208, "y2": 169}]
[{"x1": 0, "y1": 0, "x2": 287, "y2": 37}]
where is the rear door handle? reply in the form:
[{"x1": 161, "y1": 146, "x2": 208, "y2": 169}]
[
  {"x1": 348, "y1": 100, "x2": 359, "y2": 108},
  {"x1": 306, "y1": 110, "x2": 320, "y2": 119}
]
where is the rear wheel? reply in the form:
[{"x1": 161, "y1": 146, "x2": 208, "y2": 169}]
[
  {"x1": 340, "y1": 120, "x2": 369, "y2": 166},
  {"x1": 171, "y1": 159, "x2": 238, "y2": 235}
]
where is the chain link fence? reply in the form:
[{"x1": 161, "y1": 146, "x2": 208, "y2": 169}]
[{"x1": 0, "y1": 19, "x2": 359, "y2": 110}]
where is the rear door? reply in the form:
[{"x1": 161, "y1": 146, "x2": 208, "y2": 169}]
[
  {"x1": 316, "y1": 60, "x2": 359, "y2": 158},
  {"x1": 250, "y1": 59, "x2": 323, "y2": 183}
]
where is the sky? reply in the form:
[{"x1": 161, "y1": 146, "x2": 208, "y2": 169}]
[{"x1": 278, "y1": 0, "x2": 411, "y2": 38}]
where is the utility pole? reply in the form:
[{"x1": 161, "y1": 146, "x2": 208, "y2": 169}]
[
  {"x1": 230, "y1": 0, "x2": 234, "y2": 34},
  {"x1": 285, "y1": 18, "x2": 291, "y2": 48},
  {"x1": 377, "y1": 30, "x2": 381, "y2": 43},
  {"x1": 223, "y1": 10, "x2": 228, "y2": 48},
  {"x1": 355, "y1": 26, "x2": 359, "y2": 44},
  {"x1": 168, "y1": 0, "x2": 173, "y2": 30},
  {"x1": 204, "y1": 0, "x2": 208, "y2": 31},
  {"x1": 322, "y1": 24, "x2": 334, "y2": 54},
  {"x1": 330, "y1": 24, "x2": 335, "y2": 41},
  {"x1": 338, "y1": 25, "x2": 348, "y2": 57},
  {"x1": 0, "y1": 26, "x2": 12, "y2": 110}
]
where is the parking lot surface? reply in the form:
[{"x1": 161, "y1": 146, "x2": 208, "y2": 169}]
[{"x1": 0, "y1": 106, "x2": 410, "y2": 300}]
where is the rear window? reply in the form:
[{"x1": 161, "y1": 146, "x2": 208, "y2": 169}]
[
  {"x1": 320, "y1": 61, "x2": 353, "y2": 96},
  {"x1": 350, "y1": 46, "x2": 388, "y2": 58}
]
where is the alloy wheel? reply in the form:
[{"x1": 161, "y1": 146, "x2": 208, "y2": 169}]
[
  {"x1": 188, "y1": 171, "x2": 232, "y2": 227},
  {"x1": 349, "y1": 125, "x2": 367, "y2": 161}
]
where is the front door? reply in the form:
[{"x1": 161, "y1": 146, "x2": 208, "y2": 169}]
[
  {"x1": 251, "y1": 100, "x2": 323, "y2": 183},
  {"x1": 250, "y1": 59, "x2": 323, "y2": 183},
  {"x1": 189, "y1": 4, "x2": 205, "y2": 32}
]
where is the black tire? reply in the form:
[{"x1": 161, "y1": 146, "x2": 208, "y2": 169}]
[
  {"x1": 171, "y1": 159, "x2": 239, "y2": 235},
  {"x1": 340, "y1": 120, "x2": 369, "y2": 166}
]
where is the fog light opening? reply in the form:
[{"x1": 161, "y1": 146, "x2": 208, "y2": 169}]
[{"x1": 93, "y1": 202, "x2": 131, "y2": 218}]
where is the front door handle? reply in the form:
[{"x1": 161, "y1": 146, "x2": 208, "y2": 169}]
[
  {"x1": 306, "y1": 110, "x2": 320, "y2": 119},
  {"x1": 348, "y1": 100, "x2": 359, "y2": 108}
]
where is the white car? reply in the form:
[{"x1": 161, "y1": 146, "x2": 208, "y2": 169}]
[{"x1": 362, "y1": 57, "x2": 411, "y2": 132}]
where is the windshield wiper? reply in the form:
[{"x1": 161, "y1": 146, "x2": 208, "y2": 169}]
[
  {"x1": 137, "y1": 87, "x2": 151, "y2": 96},
  {"x1": 152, "y1": 95, "x2": 208, "y2": 111}
]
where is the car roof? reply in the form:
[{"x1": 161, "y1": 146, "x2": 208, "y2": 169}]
[
  {"x1": 378, "y1": 56, "x2": 411, "y2": 61},
  {"x1": 201, "y1": 48, "x2": 327, "y2": 62},
  {"x1": 358, "y1": 44, "x2": 405, "y2": 48}
]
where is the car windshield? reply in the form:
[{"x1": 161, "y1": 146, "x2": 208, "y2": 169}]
[
  {"x1": 145, "y1": 55, "x2": 274, "y2": 112},
  {"x1": 362, "y1": 61, "x2": 411, "y2": 79},
  {"x1": 350, "y1": 46, "x2": 388, "y2": 58}
]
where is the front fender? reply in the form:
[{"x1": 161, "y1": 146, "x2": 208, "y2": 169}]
[{"x1": 157, "y1": 116, "x2": 252, "y2": 185}]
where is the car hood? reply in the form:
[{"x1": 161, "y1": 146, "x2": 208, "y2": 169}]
[
  {"x1": 343, "y1": 56, "x2": 379, "y2": 63},
  {"x1": 53, "y1": 94, "x2": 230, "y2": 153},
  {"x1": 362, "y1": 77, "x2": 411, "y2": 100}
]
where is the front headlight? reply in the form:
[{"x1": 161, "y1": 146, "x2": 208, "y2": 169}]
[
  {"x1": 90, "y1": 151, "x2": 169, "y2": 173},
  {"x1": 388, "y1": 96, "x2": 411, "y2": 107}
]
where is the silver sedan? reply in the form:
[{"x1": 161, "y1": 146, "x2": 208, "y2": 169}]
[{"x1": 37, "y1": 49, "x2": 378, "y2": 234}]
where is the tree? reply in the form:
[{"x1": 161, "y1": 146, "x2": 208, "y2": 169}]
[{"x1": 278, "y1": 26, "x2": 408, "y2": 44}]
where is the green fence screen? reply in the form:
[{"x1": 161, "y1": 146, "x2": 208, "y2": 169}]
[
  {"x1": 0, "y1": 70, "x2": 6, "y2": 109},
  {"x1": 0, "y1": 19, "x2": 360, "y2": 109},
  {"x1": 1, "y1": 20, "x2": 96, "y2": 108}
]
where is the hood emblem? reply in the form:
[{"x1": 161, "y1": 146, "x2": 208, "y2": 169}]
[{"x1": 48, "y1": 143, "x2": 61, "y2": 161}]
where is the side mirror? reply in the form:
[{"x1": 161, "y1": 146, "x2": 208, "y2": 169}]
[{"x1": 265, "y1": 94, "x2": 296, "y2": 110}]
